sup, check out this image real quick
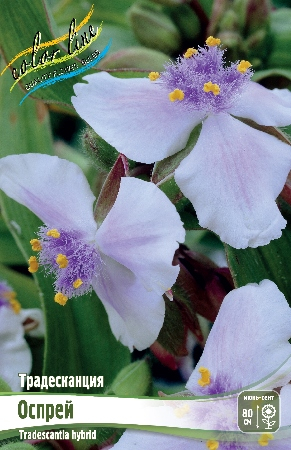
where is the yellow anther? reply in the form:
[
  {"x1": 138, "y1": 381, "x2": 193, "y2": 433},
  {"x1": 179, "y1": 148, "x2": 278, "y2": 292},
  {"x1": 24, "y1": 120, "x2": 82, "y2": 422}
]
[
  {"x1": 56, "y1": 253, "x2": 68, "y2": 269},
  {"x1": 46, "y1": 229, "x2": 60, "y2": 238},
  {"x1": 9, "y1": 298, "x2": 21, "y2": 314},
  {"x1": 258, "y1": 434, "x2": 274, "y2": 447},
  {"x1": 54, "y1": 292, "x2": 68, "y2": 306},
  {"x1": 203, "y1": 81, "x2": 220, "y2": 96},
  {"x1": 184, "y1": 48, "x2": 197, "y2": 58},
  {"x1": 73, "y1": 278, "x2": 83, "y2": 289},
  {"x1": 169, "y1": 89, "x2": 185, "y2": 102},
  {"x1": 206, "y1": 440, "x2": 219, "y2": 450},
  {"x1": 206, "y1": 36, "x2": 221, "y2": 46},
  {"x1": 30, "y1": 238, "x2": 42, "y2": 251},
  {"x1": 148, "y1": 71, "x2": 160, "y2": 81},
  {"x1": 237, "y1": 60, "x2": 252, "y2": 74},
  {"x1": 28, "y1": 256, "x2": 39, "y2": 273},
  {"x1": 3, "y1": 290, "x2": 16, "y2": 301},
  {"x1": 198, "y1": 366, "x2": 211, "y2": 387},
  {"x1": 174, "y1": 403, "x2": 190, "y2": 418}
]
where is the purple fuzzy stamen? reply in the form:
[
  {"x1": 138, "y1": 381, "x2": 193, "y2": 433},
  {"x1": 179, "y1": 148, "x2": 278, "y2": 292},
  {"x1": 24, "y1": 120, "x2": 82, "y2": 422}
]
[
  {"x1": 159, "y1": 45, "x2": 252, "y2": 114},
  {"x1": 0, "y1": 281, "x2": 14, "y2": 308},
  {"x1": 37, "y1": 226, "x2": 102, "y2": 299}
]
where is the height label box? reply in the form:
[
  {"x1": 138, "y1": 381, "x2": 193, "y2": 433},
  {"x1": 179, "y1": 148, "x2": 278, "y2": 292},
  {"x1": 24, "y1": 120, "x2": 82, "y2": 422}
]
[{"x1": 237, "y1": 390, "x2": 280, "y2": 433}]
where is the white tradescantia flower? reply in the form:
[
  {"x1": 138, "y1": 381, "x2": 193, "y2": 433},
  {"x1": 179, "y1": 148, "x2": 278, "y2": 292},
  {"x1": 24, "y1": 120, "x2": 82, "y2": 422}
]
[
  {"x1": 0, "y1": 280, "x2": 44, "y2": 391},
  {"x1": 112, "y1": 280, "x2": 291, "y2": 449},
  {"x1": 0, "y1": 154, "x2": 185, "y2": 351},
  {"x1": 72, "y1": 37, "x2": 291, "y2": 249}
]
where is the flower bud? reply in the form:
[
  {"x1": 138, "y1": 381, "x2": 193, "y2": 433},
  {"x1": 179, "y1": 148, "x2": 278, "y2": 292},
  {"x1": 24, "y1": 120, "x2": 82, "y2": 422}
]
[
  {"x1": 245, "y1": 0, "x2": 271, "y2": 32},
  {"x1": 127, "y1": 1, "x2": 182, "y2": 54},
  {"x1": 173, "y1": 244, "x2": 234, "y2": 324},
  {"x1": 208, "y1": 0, "x2": 270, "y2": 64},
  {"x1": 98, "y1": 47, "x2": 169, "y2": 71},
  {"x1": 245, "y1": 28, "x2": 268, "y2": 67},
  {"x1": 217, "y1": 30, "x2": 241, "y2": 49},
  {"x1": 219, "y1": 9, "x2": 239, "y2": 30},
  {"x1": 267, "y1": 9, "x2": 291, "y2": 69},
  {"x1": 171, "y1": 4, "x2": 200, "y2": 41},
  {"x1": 106, "y1": 360, "x2": 151, "y2": 396},
  {"x1": 81, "y1": 127, "x2": 119, "y2": 172},
  {"x1": 207, "y1": 0, "x2": 232, "y2": 37},
  {"x1": 246, "y1": 28, "x2": 267, "y2": 48}
]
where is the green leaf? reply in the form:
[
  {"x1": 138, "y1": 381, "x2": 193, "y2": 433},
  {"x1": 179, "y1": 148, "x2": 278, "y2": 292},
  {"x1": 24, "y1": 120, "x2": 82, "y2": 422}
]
[
  {"x1": 128, "y1": 0, "x2": 182, "y2": 54},
  {"x1": 81, "y1": 126, "x2": 120, "y2": 173},
  {"x1": 107, "y1": 360, "x2": 152, "y2": 396},
  {"x1": 158, "y1": 176, "x2": 183, "y2": 204},
  {"x1": 171, "y1": 268, "x2": 204, "y2": 343},
  {"x1": 272, "y1": 0, "x2": 291, "y2": 7},
  {"x1": 0, "y1": 377, "x2": 12, "y2": 392},
  {"x1": 175, "y1": 197, "x2": 201, "y2": 230},
  {"x1": 252, "y1": 68, "x2": 291, "y2": 83},
  {"x1": 225, "y1": 224, "x2": 291, "y2": 305},
  {"x1": 85, "y1": 24, "x2": 139, "y2": 54},
  {"x1": 1, "y1": 444, "x2": 34, "y2": 450},
  {"x1": 151, "y1": 124, "x2": 202, "y2": 184},
  {"x1": 0, "y1": 264, "x2": 40, "y2": 309},
  {"x1": 170, "y1": 4, "x2": 200, "y2": 41},
  {"x1": 33, "y1": 443, "x2": 55, "y2": 450},
  {"x1": 157, "y1": 296, "x2": 188, "y2": 356},
  {"x1": 0, "y1": 218, "x2": 25, "y2": 265},
  {"x1": 53, "y1": 0, "x2": 136, "y2": 28},
  {"x1": 98, "y1": 46, "x2": 170, "y2": 71},
  {"x1": 194, "y1": 0, "x2": 214, "y2": 18},
  {"x1": 150, "y1": 125, "x2": 203, "y2": 228},
  {"x1": 0, "y1": 60, "x2": 54, "y2": 158}
]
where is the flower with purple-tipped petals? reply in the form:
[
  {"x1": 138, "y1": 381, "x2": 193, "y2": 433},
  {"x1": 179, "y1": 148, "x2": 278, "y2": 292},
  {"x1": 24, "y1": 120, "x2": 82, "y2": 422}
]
[
  {"x1": 72, "y1": 38, "x2": 291, "y2": 249},
  {"x1": 0, "y1": 154, "x2": 185, "y2": 351},
  {"x1": 0, "y1": 280, "x2": 44, "y2": 391},
  {"x1": 112, "y1": 280, "x2": 291, "y2": 449}
]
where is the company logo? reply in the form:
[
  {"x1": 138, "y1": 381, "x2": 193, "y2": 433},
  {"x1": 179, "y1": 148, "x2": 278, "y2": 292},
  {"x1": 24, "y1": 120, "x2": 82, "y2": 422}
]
[{"x1": 1, "y1": 5, "x2": 110, "y2": 104}]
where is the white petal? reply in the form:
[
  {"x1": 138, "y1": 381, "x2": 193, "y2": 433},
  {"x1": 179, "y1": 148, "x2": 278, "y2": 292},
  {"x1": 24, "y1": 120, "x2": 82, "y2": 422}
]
[
  {"x1": 0, "y1": 154, "x2": 97, "y2": 238},
  {"x1": 0, "y1": 306, "x2": 32, "y2": 391},
  {"x1": 92, "y1": 254, "x2": 165, "y2": 351},
  {"x1": 112, "y1": 429, "x2": 291, "y2": 450},
  {"x1": 186, "y1": 280, "x2": 291, "y2": 395},
  {"x1": 113, "y1": 430, "x2": 204, "y2": 450},
  {"x1": 254, "y1": 356, "x2": 291, "y2": 391},
  {"x1": 228, "y1": 82, "x2": 291, "y2": 126},
  {"x1": 175, "y1": 114, "x2": 291, "y2": 249},
  {"x1": 96, "y1": 177, "x2": 185, "y2": 295},
  {"x1": 266, "y1": 439, "x2": 291, "y2": 450},
  {"x1": 272, "y1": 88, "x2": 291, "y2": 105},
  {"x1": 72, "y1": 72, "x2": 203, "y2": 163}
]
